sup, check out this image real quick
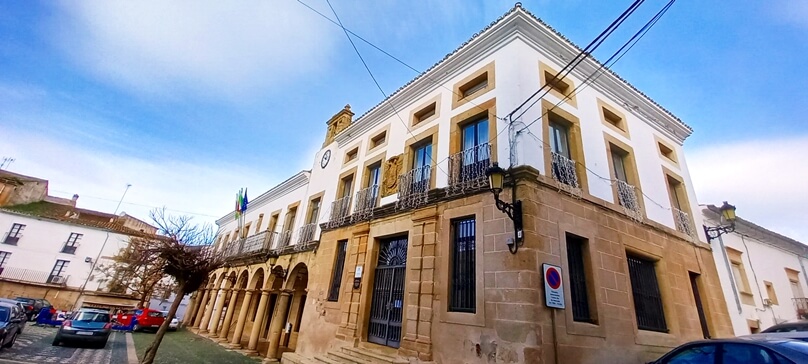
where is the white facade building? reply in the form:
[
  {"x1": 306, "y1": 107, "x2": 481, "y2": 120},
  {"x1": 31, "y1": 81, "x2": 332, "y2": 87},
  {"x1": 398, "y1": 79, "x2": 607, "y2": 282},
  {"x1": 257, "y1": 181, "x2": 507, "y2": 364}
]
[
  {"x1": 704, "y1": 204, "x2": 808, "y2": 334},
  {"x1": 0, "y1": 207, "x2": 146, "y2": 291}
]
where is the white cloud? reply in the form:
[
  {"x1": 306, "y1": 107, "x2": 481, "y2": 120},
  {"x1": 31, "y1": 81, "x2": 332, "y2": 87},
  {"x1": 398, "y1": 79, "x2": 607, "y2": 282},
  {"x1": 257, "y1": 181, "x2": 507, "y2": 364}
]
[
  {"x1": 687, "y1": 135, "x2": 808, "y2": 242},
  {"x1": 0, "y1": 125, "x2": 279, "y2": 227},
  {"x1": 49, "y1": 0, "x2": 338, "y2": 99}
]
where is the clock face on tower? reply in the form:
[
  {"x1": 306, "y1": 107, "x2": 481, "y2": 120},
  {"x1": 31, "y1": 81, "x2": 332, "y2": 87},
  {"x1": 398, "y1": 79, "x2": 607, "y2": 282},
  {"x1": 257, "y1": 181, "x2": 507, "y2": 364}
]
[{"x1": 321, "y1": 150, "x2": 331, "y2": 169}]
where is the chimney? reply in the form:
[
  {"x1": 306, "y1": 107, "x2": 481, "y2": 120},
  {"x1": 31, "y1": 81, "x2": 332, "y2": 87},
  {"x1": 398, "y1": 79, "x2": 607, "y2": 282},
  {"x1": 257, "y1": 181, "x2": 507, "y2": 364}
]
[{"x1": 71, "y1": 194, "x2": 79, "y2": 207}]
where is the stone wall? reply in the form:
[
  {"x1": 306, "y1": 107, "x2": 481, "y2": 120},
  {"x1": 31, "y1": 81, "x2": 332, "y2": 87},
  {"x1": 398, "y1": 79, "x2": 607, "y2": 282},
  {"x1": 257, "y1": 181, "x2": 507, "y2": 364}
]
[
  {"x1": 0, "y1": 280, "x2": 80, "y2": 310},
  {"x1": 272, "y1": 168, "x2": 733, "y2": 364}
]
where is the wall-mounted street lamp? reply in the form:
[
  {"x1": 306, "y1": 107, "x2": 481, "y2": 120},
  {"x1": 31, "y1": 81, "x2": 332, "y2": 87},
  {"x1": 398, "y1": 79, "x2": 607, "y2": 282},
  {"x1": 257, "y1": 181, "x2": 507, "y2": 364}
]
[
  {"x1": 703, "y1": 201, "x2": 737, "y2": 243},
  {"x1": 485, "y1": 162, "x2": 524, "y2": 254}
]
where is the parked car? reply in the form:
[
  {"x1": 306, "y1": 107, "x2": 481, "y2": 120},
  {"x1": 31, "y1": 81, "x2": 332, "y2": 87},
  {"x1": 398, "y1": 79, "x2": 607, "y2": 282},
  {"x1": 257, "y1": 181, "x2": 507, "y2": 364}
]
[
  {"x1": 0, "y1": 302, "x2": 24, "y2": 350},
  {"x1": 161, "y1": 311, "x2": 179, "y2": 331},
  {"x1": 0, "y1": 299, "x2": 26, "y2": 333},
  {"x1": 14, "y1": 297, "x2": 51, "y2": 321},
  {"x1": 743, "y1": 332, "x2": 808, "y2": 343},
  {"x1": 52, "y1": 309, "x2": 112, "y2": 348},
  {"x1": 648, "y1": 337, "x2": 808, "y2": 363},
  {"x1": 762, "y1": 321, "x2": 808, "y2": 333},
  {"x1": 116, "y1": 308, "x2": 165, "y2": 332}
]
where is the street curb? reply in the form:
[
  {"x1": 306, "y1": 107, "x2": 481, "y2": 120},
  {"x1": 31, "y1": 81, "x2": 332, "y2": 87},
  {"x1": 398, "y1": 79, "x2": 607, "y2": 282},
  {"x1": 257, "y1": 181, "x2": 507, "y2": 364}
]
[{"x1": 126, "y1": 332, "x2": 138, "y2": 364}]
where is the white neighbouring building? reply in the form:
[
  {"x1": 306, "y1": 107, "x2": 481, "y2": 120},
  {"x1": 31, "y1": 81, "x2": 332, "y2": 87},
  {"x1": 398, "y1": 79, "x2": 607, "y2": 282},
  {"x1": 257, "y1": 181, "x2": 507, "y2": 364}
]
[
  {"x1": 0, "y1": 169, "x2": 156, "y2": 310},
  {"x1": 704, "y1": 204, "x2": 808, "y2": 335}
]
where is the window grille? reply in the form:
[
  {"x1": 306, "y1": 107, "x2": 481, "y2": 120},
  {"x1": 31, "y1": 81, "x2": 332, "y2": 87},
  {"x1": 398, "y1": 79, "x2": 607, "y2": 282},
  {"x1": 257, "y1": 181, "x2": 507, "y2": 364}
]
[
  {"x1": 627, "y1": 255, "x2": 667, "y2": 332},
  {"x1": 450, "y1": 217, "x2": 476, "y2": 312},
  {"x1": 566, "y1": 235, "x2": 591, "y2": 322},
  {"x1": 327, "y1": 240, "x2": 347, "y2": 302}
]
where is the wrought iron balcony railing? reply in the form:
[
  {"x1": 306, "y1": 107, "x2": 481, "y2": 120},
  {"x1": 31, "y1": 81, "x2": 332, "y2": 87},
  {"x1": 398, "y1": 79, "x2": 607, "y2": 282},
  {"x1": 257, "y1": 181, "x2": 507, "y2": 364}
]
[
  {"x1": 673, "y1": 207, "x2": 696, "y2": 239},
  {"x1": 446, "y1": 143, "x2": 491, "y2": 196},
  {"x1": 551, "y1": 152, "x2": 580, "y2": 195},
  {"x1": 224, "y1": 239, "x2": 244, "y2": 257},
  {"x1": 794, "y1": 298, "x2": 808, "y2": 320},
  {"x1": 616, "y1": 180, "x2": 643, "y2": 222},
  {"x1": 296, "y1": 223, "x2": 317, "y2": 246},
  {"x1": 397, "y1": 165, "x2": 431, "y2": 210},
  {"x1": 0, "y1": 266, "x2": 70, "y2": 286},
  {"x1": 274, "y1": 230, "x2": 293, "y2": 253},
  {"x1": 352, "y1": 185, "x2": 379, "y2": 222},
  {"x1": 61, "y1": 245, "x2": 78, "y2": 255},
  {"x1": 241, "y1": 231, "x2": 277, "y2": 255},
  {"x1": 328, "y1": 196, "x2": 352, "y2": 229}
]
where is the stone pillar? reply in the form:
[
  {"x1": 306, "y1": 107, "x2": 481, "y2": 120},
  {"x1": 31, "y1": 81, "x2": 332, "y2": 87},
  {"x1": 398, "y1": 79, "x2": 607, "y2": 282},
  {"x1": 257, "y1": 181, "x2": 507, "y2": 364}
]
[
  {"x1": 246, "y1": 289, "x2": 271, "y2": 354},
  {"x1": 207, "y1": 288, "x2": 230, "y2": 336},
  {"x1": 266, "y1": 290, "x2": 292, "y2": 360},
  {"x1": 196, "y1": 289, "x2": 215, "y2": 332},
  {"x1": 217, "y1": 288, "x2": 241, "y2": 341},
  {"x1": 183, "y1": 292, "x2": 199, "y2": 326},
  {"x1": 229, "y1": 289, "x2": 255, "y2": 348}
]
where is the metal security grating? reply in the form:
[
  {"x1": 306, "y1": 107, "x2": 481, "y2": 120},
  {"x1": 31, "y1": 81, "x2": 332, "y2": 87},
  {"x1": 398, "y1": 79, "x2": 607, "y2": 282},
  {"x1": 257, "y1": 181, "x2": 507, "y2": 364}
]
[
  {"x1": 627, "y1": 255, "x2": 667, "y2": 332},
  {"x1": 450, "y1": 217, "x2": 476, "y2": 313},
  {"x1": 566, "y1": 235, "x2": 591, "y2": 322},
  {"x1": 327, "y1": 240, "x2": 347, "y2": 302}
]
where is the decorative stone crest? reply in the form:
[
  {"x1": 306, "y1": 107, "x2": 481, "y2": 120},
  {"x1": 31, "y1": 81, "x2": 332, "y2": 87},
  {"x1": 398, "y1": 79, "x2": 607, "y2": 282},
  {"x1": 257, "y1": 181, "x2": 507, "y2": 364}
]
[{"x1": 381, "y1": 154, "x2": 403, "y2": 197}]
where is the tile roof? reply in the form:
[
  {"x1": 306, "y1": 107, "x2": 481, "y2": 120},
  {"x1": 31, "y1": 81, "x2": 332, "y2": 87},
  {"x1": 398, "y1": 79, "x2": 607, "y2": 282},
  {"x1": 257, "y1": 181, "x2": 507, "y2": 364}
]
[
  {"x1": 351, "y1": 4, "x2": 691, "y2": 132},
  {"x1": 0, "y1": 170, "x2": 47, "y2": 185},
  {"x1": 0, "y1": 201, "x2": 155, "y2": 238}
]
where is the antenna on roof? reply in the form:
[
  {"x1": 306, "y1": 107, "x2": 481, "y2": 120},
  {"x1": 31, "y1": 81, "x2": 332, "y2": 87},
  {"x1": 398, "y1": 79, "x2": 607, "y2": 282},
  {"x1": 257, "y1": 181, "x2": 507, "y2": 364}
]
[{"x1": 0, "y1": 157, "x2": 15, "y2": 170}]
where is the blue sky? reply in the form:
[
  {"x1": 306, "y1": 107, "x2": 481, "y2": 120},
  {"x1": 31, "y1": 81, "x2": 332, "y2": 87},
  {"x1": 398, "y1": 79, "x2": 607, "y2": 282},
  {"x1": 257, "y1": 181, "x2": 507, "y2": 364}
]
[{"x1": 1, "y1": 1, "x2": 806, "y2": 240}]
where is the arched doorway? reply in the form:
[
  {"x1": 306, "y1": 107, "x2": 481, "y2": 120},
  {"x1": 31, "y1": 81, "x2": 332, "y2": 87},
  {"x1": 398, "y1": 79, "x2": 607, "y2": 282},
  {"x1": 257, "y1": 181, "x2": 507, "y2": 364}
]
[{"x1": 283, "y1": 263, "x2": 308, "y2": 352}]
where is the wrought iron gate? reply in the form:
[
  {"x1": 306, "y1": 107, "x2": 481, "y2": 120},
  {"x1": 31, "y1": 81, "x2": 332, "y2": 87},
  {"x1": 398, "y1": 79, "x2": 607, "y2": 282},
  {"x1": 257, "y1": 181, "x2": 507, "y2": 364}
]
[{"x1": 367, "y1": 237, "x2": 408, "y2": 348}]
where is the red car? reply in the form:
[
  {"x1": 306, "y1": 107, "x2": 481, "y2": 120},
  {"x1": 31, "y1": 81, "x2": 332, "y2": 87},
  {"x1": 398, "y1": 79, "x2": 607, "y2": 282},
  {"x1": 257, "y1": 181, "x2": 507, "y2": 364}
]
[{"x1": 116, "y1": 308, "x2": 165, "y2": 332}]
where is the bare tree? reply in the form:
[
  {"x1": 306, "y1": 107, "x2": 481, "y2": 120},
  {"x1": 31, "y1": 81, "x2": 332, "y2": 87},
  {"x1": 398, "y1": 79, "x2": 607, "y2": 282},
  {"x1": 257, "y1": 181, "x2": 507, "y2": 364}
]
[
  {"x1": 96, "y1": 236, "x2": 166, "y2": 307},
  {"x1": 140, "y1": 208, "x2": 223, "y2": 364}
]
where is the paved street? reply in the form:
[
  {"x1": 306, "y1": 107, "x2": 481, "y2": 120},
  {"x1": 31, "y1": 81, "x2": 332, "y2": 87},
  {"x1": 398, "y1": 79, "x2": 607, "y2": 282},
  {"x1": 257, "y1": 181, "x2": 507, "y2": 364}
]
[{"x1": 0, "y1": 325, "x2": 129, "y2": 364}]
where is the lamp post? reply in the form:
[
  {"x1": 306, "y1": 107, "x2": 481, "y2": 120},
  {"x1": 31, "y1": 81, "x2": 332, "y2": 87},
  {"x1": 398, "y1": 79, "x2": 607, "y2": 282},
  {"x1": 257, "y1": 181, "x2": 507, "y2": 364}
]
[
  {"x1": 485, "y1": 162, "x2": 523, "y2": 254},
  {"x1": 703, "y1": 201, "x2": 737, "y2": 243}
]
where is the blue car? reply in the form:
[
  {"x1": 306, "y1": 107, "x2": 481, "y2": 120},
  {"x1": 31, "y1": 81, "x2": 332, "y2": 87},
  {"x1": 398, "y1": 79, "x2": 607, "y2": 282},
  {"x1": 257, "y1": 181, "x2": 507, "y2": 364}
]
[
  {"x1": 0, "y1": 302, "x2": 24, "y2": 350},
  {"x1": 52, "y1": 309, "x2": 112, "y2": 348}
]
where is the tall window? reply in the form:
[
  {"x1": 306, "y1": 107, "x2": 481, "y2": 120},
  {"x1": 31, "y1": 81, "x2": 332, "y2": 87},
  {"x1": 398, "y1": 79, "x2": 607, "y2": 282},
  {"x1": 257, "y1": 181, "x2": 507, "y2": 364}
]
[
  {"x1": 328, "y1": 240, "x2": 348, "y2": 302},
  {"x1": 3, "y1": 223, "x2": 25, "y2": 245},
  {"x1": 627, "y1": 255, "x2": 667, "y2": 332},
  {"x1": 367, "y1": 163, "x2": 381, "y2": 188},
  {"x1": 61, "y1": 233, "x2": 82, "y2": 254},
  {"x1": 549, "y1": 120, "x2": 578, "y2": 188},
  {"x1": 450, "y1": 217, "x2": 476, "y2": 313},
  {"x1": 549, "y1": 121, "x2": 570, "y2": 159},
  {"x1": 461, "y1": 118, "x2": 490, "y2": 179},
  {"x1": 49, "y1": 260, "x2": 70, "y2": 283},
  {"x1": 307, "y1": 198, "x2": 321, "y2": 224},
  {"x1": 340, "y1": 175, "x2": 354, "y2": 199},
  {"x1": 268, "y1": 213, "x2": 279, "y2": 233},
  {"x1": 413, "y1": 142, "x2": 432, "y2": 183},
  {"x1": 611, "y1": 150, "x2": 628, "y2": 183},
  {"x1": 791, "y1": 279, "x2": 805, "y2": 299},
  {"x1": 566, "y1": 234, "x2": 592, "y2": 323},
  {"x1": 0, "y1": 251, "x2": 10, "y2": 268}
]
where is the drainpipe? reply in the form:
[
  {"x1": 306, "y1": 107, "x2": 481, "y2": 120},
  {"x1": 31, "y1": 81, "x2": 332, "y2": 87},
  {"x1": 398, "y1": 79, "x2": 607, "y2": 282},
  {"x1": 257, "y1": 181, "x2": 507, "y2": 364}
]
[{"x1": 717, "y1": 234, "x2": 742, "y2": 314}]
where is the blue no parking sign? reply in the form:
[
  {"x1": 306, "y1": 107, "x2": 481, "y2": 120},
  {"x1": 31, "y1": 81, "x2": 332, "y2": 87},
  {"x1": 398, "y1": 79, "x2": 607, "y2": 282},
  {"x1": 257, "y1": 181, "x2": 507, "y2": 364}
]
[{"x1": 543, "y1": 263, "x2": 565, "y2": 309}]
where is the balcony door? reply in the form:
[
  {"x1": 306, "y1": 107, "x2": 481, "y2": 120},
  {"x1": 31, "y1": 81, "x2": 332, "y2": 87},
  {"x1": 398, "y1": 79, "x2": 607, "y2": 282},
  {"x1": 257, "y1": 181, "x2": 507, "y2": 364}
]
[
  {"x1": 461, "y1": 118, "x2": 490, "y2": 181},
  {"x1": 412, "y1": 143, "x2": 432, "y2": 191}
]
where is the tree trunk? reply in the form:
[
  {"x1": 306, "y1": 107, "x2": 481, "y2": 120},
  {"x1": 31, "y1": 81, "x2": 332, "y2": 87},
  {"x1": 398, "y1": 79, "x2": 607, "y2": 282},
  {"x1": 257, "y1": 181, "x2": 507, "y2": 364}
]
[{"x1": 140, "y1": 282, "x2": 186, "y2": 364}]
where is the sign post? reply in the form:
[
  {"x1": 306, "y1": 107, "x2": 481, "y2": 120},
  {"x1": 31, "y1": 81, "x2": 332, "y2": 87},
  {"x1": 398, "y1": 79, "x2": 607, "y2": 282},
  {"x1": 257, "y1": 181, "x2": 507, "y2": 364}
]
[{"x1": 543, "y1": 263, "x2": 565, "y2": 309}]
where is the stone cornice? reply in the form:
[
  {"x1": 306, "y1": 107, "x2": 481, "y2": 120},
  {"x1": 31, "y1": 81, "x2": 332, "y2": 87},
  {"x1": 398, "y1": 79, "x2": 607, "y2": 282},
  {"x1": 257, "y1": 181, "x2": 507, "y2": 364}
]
[
  {"x1": 216, "y1": 171, "x2": 311, "y2": 225},
  {"x1": 334, "y1": 6, "x2": 691, "y2": 147}
]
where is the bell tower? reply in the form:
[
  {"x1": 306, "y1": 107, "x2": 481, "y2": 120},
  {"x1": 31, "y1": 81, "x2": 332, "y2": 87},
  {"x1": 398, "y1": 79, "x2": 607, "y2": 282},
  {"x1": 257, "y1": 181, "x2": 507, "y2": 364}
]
[{"x1": 323, "y1": 104, "x2": 354, "y2": 147}]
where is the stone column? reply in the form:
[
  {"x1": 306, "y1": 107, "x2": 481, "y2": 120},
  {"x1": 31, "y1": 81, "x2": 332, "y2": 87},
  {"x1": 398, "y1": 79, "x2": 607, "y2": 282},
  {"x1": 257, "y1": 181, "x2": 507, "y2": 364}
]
[
  {"x1": 246, "y1": 289, "x2": 271, "y2": 354},
  {"x1": 266, "y1": 290, "x2": 292, "y2": 360},
  {"x1": 182, "y1": 293, "x2": 198, "y2": 327},
  {"x1": 207, "y1": 288, "x2": 229, "y2": 336},
  {"x1": 195, "y1": 289, "x2": 214, "y2": 331},
  {"x1": 217, "y1": 288, "x2": 241, "y2": 341},
  {"x1": 229, "y1": 289, "x2": 255, "y2": 348}
]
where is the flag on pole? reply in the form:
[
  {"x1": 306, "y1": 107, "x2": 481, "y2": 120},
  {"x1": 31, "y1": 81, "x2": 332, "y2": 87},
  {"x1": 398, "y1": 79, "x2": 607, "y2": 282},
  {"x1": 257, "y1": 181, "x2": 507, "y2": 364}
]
[
  {"x1": 241, "y1": 188, "x2": 249, "y2": 213},
  {"x1": 234, "y1": 191, "x2": 241, "y2": 220}
]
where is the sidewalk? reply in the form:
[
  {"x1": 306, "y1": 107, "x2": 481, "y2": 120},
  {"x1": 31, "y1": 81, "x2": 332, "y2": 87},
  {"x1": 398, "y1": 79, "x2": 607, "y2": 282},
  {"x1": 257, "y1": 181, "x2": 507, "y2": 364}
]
[{"x1": 130, "y1": 329, "x2": 260, "y2": 364}]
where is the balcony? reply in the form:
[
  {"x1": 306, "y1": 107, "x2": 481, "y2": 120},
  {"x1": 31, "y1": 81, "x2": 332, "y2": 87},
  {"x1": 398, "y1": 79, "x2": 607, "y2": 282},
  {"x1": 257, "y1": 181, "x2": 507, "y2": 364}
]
[
  {"x1": 794, "y1": 298, "x2": 808, "y2": 320},
  {"x1": 2, "y1": 235, "x2": 19, "y2": 246},
  {"x1": 352, "y1": 185, "x2": 379, "y2": 222},
  {"x1": 551, "y1": 152, "x2": 581, "y2": 196},
  {"x1": 616, "y1": 180, "x2": 643, "y2": 222},
  {"x1": 223, "y1": 231, "x2": 280, "y2": 265},
  {"x1": 0, "y1": 266, "x2": 70, "y2": 286},
  {"x1": 296, "y1": 223, "x2": 318, "y2": 247},
  {"x1": 673, "y1": 208, "x2": 696, "y2": 239},
  {"x1": 328, "y1": 196, "x2": 352, "y2": 229},
  {"x1": 397, "y1": 165, "x2": 431, "y2": 210},
  {"x1": 446, "y1": 143, "x2": 491, "y2": 196}
]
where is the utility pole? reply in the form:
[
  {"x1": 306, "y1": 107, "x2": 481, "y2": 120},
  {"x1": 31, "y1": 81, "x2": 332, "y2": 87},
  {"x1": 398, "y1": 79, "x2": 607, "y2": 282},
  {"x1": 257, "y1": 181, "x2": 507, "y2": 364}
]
[{"x1": 72, "y1": 183, "x2": 132, "y2": 309}]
